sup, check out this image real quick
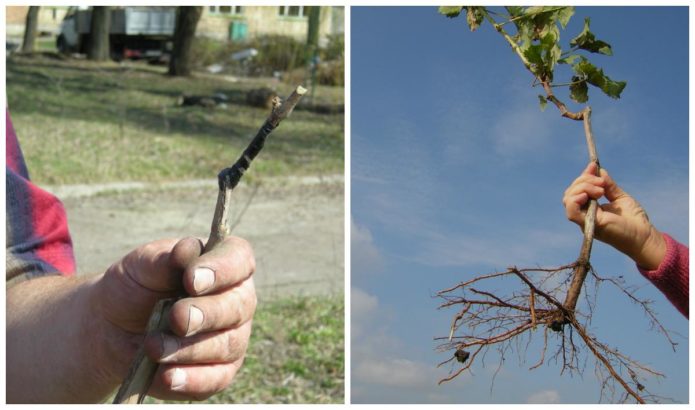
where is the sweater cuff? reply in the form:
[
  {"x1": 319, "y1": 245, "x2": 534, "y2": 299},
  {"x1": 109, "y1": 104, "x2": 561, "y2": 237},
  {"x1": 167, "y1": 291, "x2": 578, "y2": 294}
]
[{"x1": 637, "y1": 233, "x2": 689, "y2": 318}]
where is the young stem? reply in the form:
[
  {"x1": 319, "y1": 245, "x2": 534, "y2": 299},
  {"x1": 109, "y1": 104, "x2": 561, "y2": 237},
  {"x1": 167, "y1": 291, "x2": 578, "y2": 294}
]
[
  {"x1": 205, "y1": 85, "x2": 307, "y2": 252},
  {"x1": 113, "y1": 85, "x2": 307, "y2": 404},
  {"x1": 562, "y1": 106, "x2": 600, "y2": 313},
  {"x1": 540, "y1": 80, "x2": 583, "y2": 120}
]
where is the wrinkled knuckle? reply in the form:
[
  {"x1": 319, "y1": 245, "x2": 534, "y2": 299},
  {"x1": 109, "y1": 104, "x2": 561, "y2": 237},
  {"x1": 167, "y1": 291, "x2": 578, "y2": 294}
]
[
  {"x1": 233, "y1": 237, "x2": 256, "y2": 272},
  {"x1": 217, "y1": 369, "x2": 235, "y2": 392},
  {"x1": 224, "y1": 332, "x2": 244, "y2": 362},
  {"x1": 222, "y1": 292, "x2": 244, "y2": 326},
  {"x1": 248, "y1": 289, "x2": 258, "y2": 316},
  {"x1": 140, "y1": 241, "x2": 161, "y2": 258}
]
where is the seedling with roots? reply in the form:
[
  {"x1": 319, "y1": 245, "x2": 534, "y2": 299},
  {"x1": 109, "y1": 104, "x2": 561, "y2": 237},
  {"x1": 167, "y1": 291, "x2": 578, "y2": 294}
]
[{"x1": 434, "y1": 7, "x2": 676, "y2": 403}]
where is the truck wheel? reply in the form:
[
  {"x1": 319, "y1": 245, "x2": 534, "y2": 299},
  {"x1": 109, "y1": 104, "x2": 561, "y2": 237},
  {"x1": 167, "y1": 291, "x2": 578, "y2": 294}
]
[
  {"x1": 111, "y1": 49, "x2": 124, "y2": 62},
  {"x1": 57, "y1": 35, "x2": 68, "y2": 54}
]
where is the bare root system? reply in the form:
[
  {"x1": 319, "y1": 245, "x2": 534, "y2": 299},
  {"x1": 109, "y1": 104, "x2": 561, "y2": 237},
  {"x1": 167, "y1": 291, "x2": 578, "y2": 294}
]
[{"x1": 435, "y1": 262, "x2": 676, "y2": 403}]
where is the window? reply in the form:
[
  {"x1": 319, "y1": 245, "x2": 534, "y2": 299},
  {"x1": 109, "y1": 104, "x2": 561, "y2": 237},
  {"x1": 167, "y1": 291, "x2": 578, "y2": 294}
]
[
  {"x1": 209, "y1": 6, "x2": 243, "y2": 15},
  {"x1": 278, "y1": 6, "x2": 309, "y2": 18}
]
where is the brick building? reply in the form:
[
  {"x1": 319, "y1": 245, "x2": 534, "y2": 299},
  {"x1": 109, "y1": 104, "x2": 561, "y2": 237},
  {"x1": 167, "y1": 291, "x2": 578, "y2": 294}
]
[{"x1": 6, "y1": 6, "x2": 344, "y2": 44}]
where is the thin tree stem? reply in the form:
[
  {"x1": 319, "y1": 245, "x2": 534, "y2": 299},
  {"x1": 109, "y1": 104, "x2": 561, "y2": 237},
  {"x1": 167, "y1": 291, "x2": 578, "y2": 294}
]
[
  {"x1": 205, "y1": 85, "x2": 307, "y2": 252},
  {"x1": 114, "y1": 85, "x2": 307, "y2": 404},
  {"x1": 563, "y1": 106, "x2": 600, "y2": 313}
]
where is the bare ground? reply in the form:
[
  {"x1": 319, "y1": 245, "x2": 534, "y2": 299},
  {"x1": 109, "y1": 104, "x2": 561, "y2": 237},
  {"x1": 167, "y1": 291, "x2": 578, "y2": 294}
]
[{"x1": 51, "y1": 175, "x2": 344, "y2": 299}]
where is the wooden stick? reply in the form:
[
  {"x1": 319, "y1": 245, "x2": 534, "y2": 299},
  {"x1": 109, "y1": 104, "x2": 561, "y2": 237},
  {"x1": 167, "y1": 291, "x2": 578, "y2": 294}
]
[{"x1": 113, "y1": 85, "x2": 307, "y2": 404}]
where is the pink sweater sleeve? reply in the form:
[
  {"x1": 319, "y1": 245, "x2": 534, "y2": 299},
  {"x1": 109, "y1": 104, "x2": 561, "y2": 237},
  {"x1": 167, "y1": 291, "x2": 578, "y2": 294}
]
[{"x1": 638, "y1": 233, "x2": 689, "y2": 318}]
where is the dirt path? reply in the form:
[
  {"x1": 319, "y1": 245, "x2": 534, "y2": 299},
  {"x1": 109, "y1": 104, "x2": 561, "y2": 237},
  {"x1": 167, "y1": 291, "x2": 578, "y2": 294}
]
[{"x1": 50, "y1": 175, "x2": 344, "y2": 299}]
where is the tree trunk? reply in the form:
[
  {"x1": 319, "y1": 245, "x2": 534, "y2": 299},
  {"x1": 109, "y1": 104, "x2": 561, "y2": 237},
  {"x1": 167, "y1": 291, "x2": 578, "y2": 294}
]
[
  {"x1": 168, "y1": 6, "x2": 203, "y2": 77},
  {"x1": 306, "y1": 6, "x2": 321, "y2": 55},
  {"x1": 21, "y1": 6, "x2": 40, "y2": 53},
  {"x1": 305, "y1": 6, "x2": 321, "y2": 101},
  {"x1": 87, "y1": 6, "x2": 111, "y2": 61}
]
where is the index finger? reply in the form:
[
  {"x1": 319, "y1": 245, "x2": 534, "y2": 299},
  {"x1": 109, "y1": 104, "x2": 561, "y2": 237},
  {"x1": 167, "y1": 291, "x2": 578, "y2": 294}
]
[{"x1": 182, "y1": 236, "x2": 255, "y2": 296}]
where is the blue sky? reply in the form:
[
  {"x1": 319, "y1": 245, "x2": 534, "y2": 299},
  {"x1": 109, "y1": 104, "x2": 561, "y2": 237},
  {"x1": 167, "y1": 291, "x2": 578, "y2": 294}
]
[{"x1": 351, "y1": 7, "x2": 688, "y2": 404}]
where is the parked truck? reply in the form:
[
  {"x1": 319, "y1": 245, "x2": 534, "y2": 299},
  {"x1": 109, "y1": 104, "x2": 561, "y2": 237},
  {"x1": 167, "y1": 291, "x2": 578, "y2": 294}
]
[{"x1": 57, "y1": 6, "x2": 176, "y2": 61}]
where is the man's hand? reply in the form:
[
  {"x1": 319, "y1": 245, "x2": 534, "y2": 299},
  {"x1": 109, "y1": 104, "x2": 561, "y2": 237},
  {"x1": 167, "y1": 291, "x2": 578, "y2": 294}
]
[
  {"x1": 562, "y1": 162, "x2": 666, "y2": 270},
  {"x1": 92, "y1": 236, "x2": 257, "y2": 401}
]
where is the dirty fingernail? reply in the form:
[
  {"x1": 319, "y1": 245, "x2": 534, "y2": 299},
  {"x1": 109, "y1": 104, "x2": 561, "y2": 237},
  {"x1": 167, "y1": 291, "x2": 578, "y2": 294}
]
[
  {"x1": 193, "y1": 267, "x2": 215, "y2": 293},
  {"x1": 171, "y1": 368, "x2": 187, "y2": 391},
  {"x1": 187, "y1": 305, "x2": 204, "y2": 336},
  {"x1": 161, "y1": 334, "x2": 179, "y2": 362}
]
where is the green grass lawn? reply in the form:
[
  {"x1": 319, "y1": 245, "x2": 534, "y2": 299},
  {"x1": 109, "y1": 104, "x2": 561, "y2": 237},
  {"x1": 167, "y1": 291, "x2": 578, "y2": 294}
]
[
  {"x1": 36, "y1": 36, "x2": 58, "y2": 52},
  {"x1": 7, "y1": 54, "x2": 344, "y2": 185},
  {"x1": 145, "y1": 296, "x2": 344, "y2": 404}
]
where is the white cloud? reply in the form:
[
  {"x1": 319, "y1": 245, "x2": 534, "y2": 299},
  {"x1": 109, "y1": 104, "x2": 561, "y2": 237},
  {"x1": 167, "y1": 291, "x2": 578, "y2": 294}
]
[
  {"x1": 527, "y1": 389, "x2": 561, "y2": 404},
  {"x1": 490, "y1": 101, "x2": 555, "y2": 158},
  {"x1": 353, "y1": 358, "x2": 435, "y2": 388},
  {"x1": 352, "y1": 286, "x2": 379, "y2": 318},
  {"x1": 408, "y1": 227, "x2": 577, "y2": 269},
  {"x1": 351, "y1": 286, "x2": 379, "y2": 340},
  {"x1": 351, "y1": 287, "x2": 439, "y2": 397},
  {"x1": 351, "y1": 219, "x2": 384, "y2": 276}
]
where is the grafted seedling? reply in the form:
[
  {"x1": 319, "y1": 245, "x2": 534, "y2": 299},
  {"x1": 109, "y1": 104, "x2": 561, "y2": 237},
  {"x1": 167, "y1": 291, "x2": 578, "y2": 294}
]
[
  {"x1": 435, "y1": 7, "x2": 675, "y2": 403},
  {"x1": 113, "y1": 85, "x2": 307, "y2": 404}
]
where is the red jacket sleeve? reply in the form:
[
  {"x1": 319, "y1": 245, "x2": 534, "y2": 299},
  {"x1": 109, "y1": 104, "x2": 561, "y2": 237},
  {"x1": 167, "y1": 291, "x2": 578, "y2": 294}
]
[
  {"x1": 638, "y1": 233, "x2": 689, "y2": 318},
  {"x1": 6, "y1": 109, "x2": 76, "y2": 284}
]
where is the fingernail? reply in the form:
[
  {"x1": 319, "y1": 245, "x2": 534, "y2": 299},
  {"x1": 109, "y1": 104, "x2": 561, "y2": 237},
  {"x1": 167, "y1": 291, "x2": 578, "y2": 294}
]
[
  {"x1": 187, "y1": 305, "x2": 204, "y2": 336},
  {"x1": 171, "y1": 368, "x2": 187, "y2": 391},
  {"x1": 193, "y1": 267, "x2": 215, "y2": 294},
  {"x1": 161, "y1": 334, "x2": 179, "y2": 362}
]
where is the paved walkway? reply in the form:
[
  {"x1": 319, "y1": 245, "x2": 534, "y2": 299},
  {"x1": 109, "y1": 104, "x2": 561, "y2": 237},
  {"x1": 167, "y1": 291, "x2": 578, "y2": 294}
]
[{"x1": 51, "y1": 175, "x2": 344, "y2": 299}]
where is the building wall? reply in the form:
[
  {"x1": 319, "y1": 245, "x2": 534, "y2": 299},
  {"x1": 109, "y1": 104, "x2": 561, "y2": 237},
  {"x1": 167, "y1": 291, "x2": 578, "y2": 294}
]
[
  {"x1": 197, "y1": 6, "x2": 343, "y2": 45},
  {"x1": 6, "y1": 6, "x2": 344, "y2": 43}
]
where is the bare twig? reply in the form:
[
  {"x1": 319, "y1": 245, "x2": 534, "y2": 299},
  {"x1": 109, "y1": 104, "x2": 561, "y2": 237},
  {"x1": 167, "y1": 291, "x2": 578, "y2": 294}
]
[{"x1": 113, "y1": 85, "x2": 307, "y2": 404}]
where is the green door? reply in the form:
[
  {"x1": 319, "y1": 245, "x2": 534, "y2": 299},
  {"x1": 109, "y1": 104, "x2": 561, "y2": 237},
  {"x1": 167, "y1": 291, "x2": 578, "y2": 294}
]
[{"x1": 229, "y1": 21, "x2": 248, "y2": 41}]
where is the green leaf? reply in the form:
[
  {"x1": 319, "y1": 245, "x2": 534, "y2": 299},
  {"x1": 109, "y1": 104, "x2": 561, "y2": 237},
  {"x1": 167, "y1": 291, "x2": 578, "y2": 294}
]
[
  {"x1": 599, "y1": 76, "x2": 627, "y2": 99},
  {"x1": 466, "y1": 6, "x2": 486, "y2": 31},
  {"x1": 538, "y1": 94, "x2": 548, "y2": 111},
  {"x1": 536, "y1": 31, "x2": 561, "y2": 74},
  {"x1": 556, "y1": 7, "x2": 574, "y2": 29},
  {"x1": 523, "y1": 44, "x2": 544, "y2": 68},
  {"x1": 572, "y1": 57, "x2": 626, "y2": 99},
  {"x1": 570, "y1": 18, "x2": 614, "y2": 56},
  {"x1": 570, "y1": 18, "x2": 591, "y2": 45},
  {"x1": 548, "y1": 44, "x2": 562, "y2": 72},
  {"x1": 523, "y1": 6, "x2": 549, "y2": 16},
  {"x1": 558, "y1": 54, "x2": 580, "y2": 65},
  {"x1": 569, "y1": 77, "x2": 589, "y2": 103},
  {"x1": 505, "y1": 6, "x2": 524, "y2": 17},
  {"x1": 515, "y1": 19, "x2": 534, "y2": 48},
  {"x1": 538, "y1": 22, "x2": 559, "y2": 45},
  {"x1": 438, "y1": 6, "x2": 464, "y2": 18}
]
